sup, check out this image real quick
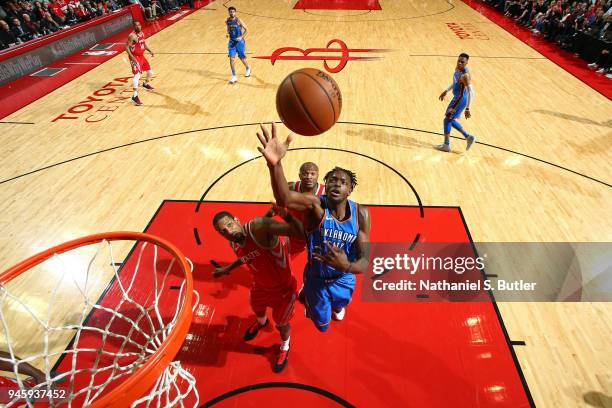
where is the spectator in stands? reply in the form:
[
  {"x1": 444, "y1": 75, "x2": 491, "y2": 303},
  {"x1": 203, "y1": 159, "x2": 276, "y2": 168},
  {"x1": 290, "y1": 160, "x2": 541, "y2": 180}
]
[
  {"x1": 0, "y1": 19, "x2": 20, "y2": 48},
  {"x1": 63, "y1": 4, "x2": 78, "y2": 24},
  {"x1": 39, "y1": 11, "x2": 61, "y2": 33},
  {"x1": 48, "y1": 0, "x2": 66, "y2": 24},
  {"x1": 11, "y1": 16, "x2": 33, "y2": 42},
  {"x1": 22, "y1": 13, "x2": 41, "y2": 36},
  {"x1": 74, "y1": 3, "x2": 87, "y2": 21}
]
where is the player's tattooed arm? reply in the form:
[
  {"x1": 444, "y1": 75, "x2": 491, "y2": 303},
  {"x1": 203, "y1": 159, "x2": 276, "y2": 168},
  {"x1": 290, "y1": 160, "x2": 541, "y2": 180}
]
[
  {"x1": 125, "y1": 34, "x2": 137, "y2": 61},
  {"x1": 212, "y1": 257, "x2": 243, "y2": 278},
  {"x1": 252, "y1": 217, "x2": 303, "y2": 243}
]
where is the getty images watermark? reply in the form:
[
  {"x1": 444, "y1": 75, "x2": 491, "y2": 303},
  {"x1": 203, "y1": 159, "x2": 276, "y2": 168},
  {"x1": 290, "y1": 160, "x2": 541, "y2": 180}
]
[{"x1": 363, "y1": 243, "x2": 611, "y2": 302}]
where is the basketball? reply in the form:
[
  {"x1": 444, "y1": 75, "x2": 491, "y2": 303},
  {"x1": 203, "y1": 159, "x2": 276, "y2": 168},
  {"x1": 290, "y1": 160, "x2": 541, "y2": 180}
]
[{"x1": 275, "y1": 68, "x2": 342, "y2": 136}]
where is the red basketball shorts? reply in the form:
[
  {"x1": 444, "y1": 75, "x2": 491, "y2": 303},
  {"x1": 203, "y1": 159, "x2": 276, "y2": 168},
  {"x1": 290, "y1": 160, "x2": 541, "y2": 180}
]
[
  {"x1": 130, "y1": 55, "x2": 150, "y2": 74},
  {"x1": 250, "y1": 278, "x2": 297, "y2": 326}
]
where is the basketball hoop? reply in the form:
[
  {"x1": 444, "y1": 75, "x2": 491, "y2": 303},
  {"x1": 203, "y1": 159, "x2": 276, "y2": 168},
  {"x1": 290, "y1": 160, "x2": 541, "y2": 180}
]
[{"x1": 0, "y1": 232, "x2": 199, "y2": 407}]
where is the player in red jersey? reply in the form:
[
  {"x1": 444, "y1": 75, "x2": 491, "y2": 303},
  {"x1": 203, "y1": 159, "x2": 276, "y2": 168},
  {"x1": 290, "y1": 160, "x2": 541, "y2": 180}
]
[
  {"x1": 212, "y1": 208, "x2": 302, "y2": 372},
  {"x1": 265, "y1": 162, "x2": 325, "y2": 256},
  {"x1": 126, "y1": 21, "x2": 154, "y2": 106}
]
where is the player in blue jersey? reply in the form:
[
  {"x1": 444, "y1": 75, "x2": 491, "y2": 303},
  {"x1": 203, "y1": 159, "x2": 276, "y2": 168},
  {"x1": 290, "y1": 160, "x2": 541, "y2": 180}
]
[
  {"x1": 436, "y1": 53, "x2": 477, "y2": 152},
  {"x1": 256, "y1": 123, "x2": 371, "y2": 333},
  {"x1": 226, "y1": 6, "x2": 251, "y2": 84}
]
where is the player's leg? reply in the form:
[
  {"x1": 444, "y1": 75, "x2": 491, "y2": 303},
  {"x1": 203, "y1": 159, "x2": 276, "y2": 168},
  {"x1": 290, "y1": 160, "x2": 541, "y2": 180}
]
[
  {"x1": 228, "y1": 41, "x2": 238, "y2": 83},
  {"x1": 141, "y1": 58, "x2": 154, "y2": 90},
  {"x1": 131, "y1": 71, "x2": 142, "y2": 106},
  {"x1": 448, "y1": 97, "x2": 476, "y2": 151},
  {"x1": 303, "y1": 277, "x2": 332, "y2": 332},
  {"x1": 329, "y1": 273, "x2": 356, "y2": 321},
  {"x1": 271, "y1": 288, "x2": 295, "y2": 372},
  {"x1": 244, "y1": 289, "x2": 269, "y2": 341},
  {"x1": 237, "y1": 40, "x2": 250, "y2": 77},
  {"x1": 435, "y1": 99, "x2": 456, "y2": 152}
]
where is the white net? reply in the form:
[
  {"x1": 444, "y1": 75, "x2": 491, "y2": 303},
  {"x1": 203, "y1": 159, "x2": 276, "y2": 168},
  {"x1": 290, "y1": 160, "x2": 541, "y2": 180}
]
[{"x1": 0, "y1": 236, "x2": 199, "y2": 407}]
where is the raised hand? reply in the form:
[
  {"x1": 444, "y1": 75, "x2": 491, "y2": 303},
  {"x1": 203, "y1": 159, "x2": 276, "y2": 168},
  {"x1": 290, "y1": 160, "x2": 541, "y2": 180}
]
[{"x1": 256, "y1": 122, "x2": 293, "y2": 166}]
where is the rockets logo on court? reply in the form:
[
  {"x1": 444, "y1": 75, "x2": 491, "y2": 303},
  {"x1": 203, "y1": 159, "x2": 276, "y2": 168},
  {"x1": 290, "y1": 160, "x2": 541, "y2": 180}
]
[{"x1": 255, "y1": 39, "x2": 390, "y2": 73}]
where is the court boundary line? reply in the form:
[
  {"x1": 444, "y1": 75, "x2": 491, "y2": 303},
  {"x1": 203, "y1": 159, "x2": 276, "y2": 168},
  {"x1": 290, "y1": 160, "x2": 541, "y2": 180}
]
[
  {"x1": 221, "y1": 0, "x2": 455, "y2": 22},
  {"x1": 1, "y1": 121, "x2": 609, "y2": 188}
]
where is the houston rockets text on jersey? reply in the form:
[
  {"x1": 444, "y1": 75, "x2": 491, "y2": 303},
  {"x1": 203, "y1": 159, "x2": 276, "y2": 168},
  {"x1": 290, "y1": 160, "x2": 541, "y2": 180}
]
[
  {"x1": 230, "y1": 221, "x2": 293, "y2": 289},
  {"x1": 306, "y1": 196, "x2": 359, "y2": 279},
  {"x1": 131, "y1": 32, "x2": 146, "y2": 56}
]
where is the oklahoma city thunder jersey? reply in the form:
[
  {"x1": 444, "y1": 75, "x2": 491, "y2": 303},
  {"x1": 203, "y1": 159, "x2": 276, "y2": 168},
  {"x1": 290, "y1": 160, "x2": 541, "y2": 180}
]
[
  {"x1": 306, "y1": 196, "x2": 359, "y2": 279},
  {"x1": 226, "y1": 18, "x2": 242, "y2": 41},
  {"x1": 452, "y1": 67, "x2": 470, "y2": 99}
]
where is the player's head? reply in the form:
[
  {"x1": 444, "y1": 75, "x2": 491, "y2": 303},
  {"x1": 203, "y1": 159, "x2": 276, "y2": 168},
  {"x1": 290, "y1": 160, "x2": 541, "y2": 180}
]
[
  {"x1": 228, "y1": 6, "x2": 236, "y2": 18},
  {"x1": 133, "y1": 20, "x2": 141, "y2": 33},
  {"x1": 213, "y1": 211, "x2": 245, "y2": 243},
  {"x1": 324, "y1": 167, "x2": 357, "y2": 204},
  {"x1": 299, "y1": 162, "x2": 319, "y2": 189},
  {"x1": 457, "y1": 53, "x2": 469, "y2": 71}
]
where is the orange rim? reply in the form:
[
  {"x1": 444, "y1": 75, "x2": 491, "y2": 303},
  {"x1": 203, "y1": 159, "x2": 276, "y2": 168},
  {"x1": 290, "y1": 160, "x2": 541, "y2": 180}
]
[{"x1": 0, "y1": 232, "x2": 194, "y2": 408}]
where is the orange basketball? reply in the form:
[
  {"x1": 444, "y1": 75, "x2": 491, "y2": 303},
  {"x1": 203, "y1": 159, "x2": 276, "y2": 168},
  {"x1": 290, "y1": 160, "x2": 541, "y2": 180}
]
[{"x1": 276, "y1": 68, "x2": 342, "y2": 136}]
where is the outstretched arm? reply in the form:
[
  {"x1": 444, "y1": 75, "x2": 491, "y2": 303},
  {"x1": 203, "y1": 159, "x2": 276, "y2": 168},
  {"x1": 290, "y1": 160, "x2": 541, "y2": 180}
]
[
  {"x1": 251, "y1": 216, "x2": 303, "y2": 241},
  {"x1": 256, "y1": 123, "x2": 321, "y2": 212},
  {"x1": 212, "y1": 258, "x2": 243, "y2": 278}
]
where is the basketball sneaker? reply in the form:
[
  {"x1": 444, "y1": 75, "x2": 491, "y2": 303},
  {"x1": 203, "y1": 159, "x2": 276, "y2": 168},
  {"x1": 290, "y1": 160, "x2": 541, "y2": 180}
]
[
  {"x1": 243, "y1": 318, "x2": 268, "y2": 341},
  {"x1": 131, "y1": 95, "x2": 143, "y2": 106},
  {"x1": 332, "y1": 307, "x2": 345, "y2": 321},
  {"x1": 273, "y1": 347, "x2": 289, "y2": 373},
  {"x1": 434, "y1": 143, "x2": 451, "y2": 152},
  {"x1": 245, "y1": 67, "x2": 251, "y2": 77},
  {"x1": 229, "y1": 75, "x2": 237, "y2": 84},
  {"x1": 466, "y1": 135, "x2": 476, "y2": 151},
  {"x1": 142, "y1": 83, "x2": 155, "y2": 90}
]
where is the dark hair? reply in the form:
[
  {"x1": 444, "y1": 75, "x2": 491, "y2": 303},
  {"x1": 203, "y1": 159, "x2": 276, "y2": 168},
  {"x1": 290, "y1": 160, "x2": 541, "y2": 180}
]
[
  {"x1": 228, "y1": 6, "x2": 236, "y2": 11},
  {"x1": 212, "y1": 211, "x2": 234, "y2": 227},
  {"x1": 459, "y1": 53, "x2": 470, "y2": 60},
  {"x1": 299, "y1": 162, "x2": 319, "y2": 172},
  {"x1": 324, "y1": 167, "x2": 358, "y2": 190}
]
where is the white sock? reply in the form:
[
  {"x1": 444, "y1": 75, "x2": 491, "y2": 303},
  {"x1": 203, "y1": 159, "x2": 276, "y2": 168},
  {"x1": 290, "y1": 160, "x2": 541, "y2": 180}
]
[
  {"x1": 132, "y1": 90, "x2": 138, "y2": 98},
  {"x1": 256, "y1": 315, "x2": 267, "y2": 325},
  {"x1": 132, "y1": 73, "x2": 141, "y2": 89},
  {"x1": 280, "y1": 337, "x2": 290, "y2": 351}
]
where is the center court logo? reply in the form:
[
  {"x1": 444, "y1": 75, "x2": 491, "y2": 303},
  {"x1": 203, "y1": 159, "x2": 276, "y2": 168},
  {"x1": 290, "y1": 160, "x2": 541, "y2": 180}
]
[{"x1": 254, "y1": 39, "x2": 390, "y2": 73}]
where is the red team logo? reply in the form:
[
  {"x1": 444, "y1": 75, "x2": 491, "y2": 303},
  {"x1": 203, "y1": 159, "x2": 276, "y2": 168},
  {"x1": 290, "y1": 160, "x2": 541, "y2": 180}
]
[{"x1": 255, "y1": 39, "x2": 390, "y2": 73}]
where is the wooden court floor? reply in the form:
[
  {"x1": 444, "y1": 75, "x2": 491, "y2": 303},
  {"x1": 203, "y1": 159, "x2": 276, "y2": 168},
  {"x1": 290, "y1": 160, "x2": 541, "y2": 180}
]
[{"x1": 0, "y1": 0, "x2": 611, "y2": 406}]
